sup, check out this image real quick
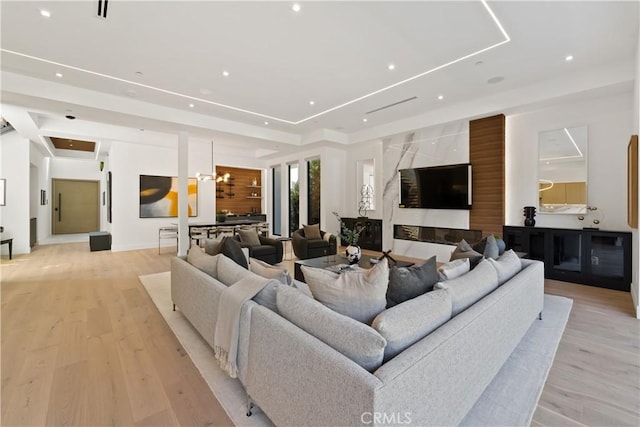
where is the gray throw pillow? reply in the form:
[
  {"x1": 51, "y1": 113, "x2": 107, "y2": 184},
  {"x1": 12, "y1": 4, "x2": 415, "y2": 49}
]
[
  {"x1": 437, "y1": 258, "x2": 470, "y2": 281},
  {"x1": 472, "y1": 235, "x2": 499, "y2": 260},
  {"x1": 186, "y1": 244, "x2": 219, "y2": 278},
  {"x1": 372, "y1": 289, "x2": 452, "y2": 361},
  {"x1": 450, "y1": 239, "x2": 483, "y2": 268},
  {"x1": 217, "y1": 256, "x2": 279, "y2": 311},
  {"x1": 205, "y1": 236, "x2": 248, "y2": 269},
  {"x1": 238, "y1": 228, "x2": 261, "y2": 247},
  {"x1": 386, "y1": 256, "x2": 438, "y2": 307},
  {"x1": 276, "y1": 284, "x2": 386, "y2": 372},
  {"x1": 487, "y1": 249, "x2": 522, "y2": 285},
  {"x1": 302, "y1": 258, "x2": 389, "y2": 324},
  {"x1": 434, "y1": 259, "x2": 499, "y2": 316},
  {"x1": 303, "y1": 223, "x2": 322, "y2": 240},
  {"x1": 249, "y1": 258, "x2": 293, "y2": 285}
]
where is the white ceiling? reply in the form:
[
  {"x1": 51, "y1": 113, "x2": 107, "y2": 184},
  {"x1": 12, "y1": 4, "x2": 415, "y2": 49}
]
[{"x1": 0, "y1": 1, "x2": 638, "y2": 159}]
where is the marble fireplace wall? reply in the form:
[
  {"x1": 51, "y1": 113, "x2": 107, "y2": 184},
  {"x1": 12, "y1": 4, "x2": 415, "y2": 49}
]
[{"x1": 382, "y1": 119, "x2": 470, "y2": 261}]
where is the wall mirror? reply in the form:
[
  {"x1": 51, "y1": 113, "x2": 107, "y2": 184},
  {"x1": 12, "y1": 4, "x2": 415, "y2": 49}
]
[
  {"x1": 538, "y1": 125, "x2": 588, "y2": 214},
  {"x1": 356, "y1": 158, "x2": 375, "y2": 216}
]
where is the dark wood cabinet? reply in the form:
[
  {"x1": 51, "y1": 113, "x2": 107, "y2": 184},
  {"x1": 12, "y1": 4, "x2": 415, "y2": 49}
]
[
  {"x1": 342, "y1": 218, "x2": 382, "y2": 251},
  {"x1": 503, "y1": 226, "x2": 632, "y2": 291}
]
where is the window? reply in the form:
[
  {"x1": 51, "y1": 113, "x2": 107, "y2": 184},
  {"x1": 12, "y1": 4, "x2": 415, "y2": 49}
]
[
  {"x1": 288, "y1": 163, "x2": 299, "y2": 236},
  {"x1": 307, "y1": 158, "x2": 321, "y2": 226},
  {"x1": 272, "y1": 166, "x2": 281, "y2": 236}
]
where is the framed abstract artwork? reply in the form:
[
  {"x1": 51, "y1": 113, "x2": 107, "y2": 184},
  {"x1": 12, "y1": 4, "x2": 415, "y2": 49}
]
[{"x1": 139, "y1": 175, "x2": 198, "y2": 218}]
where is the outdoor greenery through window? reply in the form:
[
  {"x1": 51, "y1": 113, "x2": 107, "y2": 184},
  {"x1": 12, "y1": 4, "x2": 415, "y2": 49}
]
[
  {"x1": 307, "y1": 159, "x2": 321, "y2": 227},
  {"x1": 288, "y1": 163, "x2": 299, "y2": 236},
  {"x1": 272, "y1": 166, "x2": 281, "y2": 236}
]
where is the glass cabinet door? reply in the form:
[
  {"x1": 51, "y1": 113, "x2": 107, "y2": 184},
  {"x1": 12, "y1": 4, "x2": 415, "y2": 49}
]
[
  {"x1": 589, "y1": 234, "x2": 625, "y2": 279},
  {"x1": 551, "y1": 232, "x2": 582, "y2": 273}
]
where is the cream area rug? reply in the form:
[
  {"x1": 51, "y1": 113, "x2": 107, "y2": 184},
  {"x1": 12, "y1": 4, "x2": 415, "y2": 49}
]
[{"x1": 139, "y1": 271, "x2": 572, "y2": 427}]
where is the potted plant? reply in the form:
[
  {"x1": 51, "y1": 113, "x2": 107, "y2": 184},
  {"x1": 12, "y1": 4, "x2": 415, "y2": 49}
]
[{"x1": 333, "y1": 212, "x2": 366, "y2": 264}]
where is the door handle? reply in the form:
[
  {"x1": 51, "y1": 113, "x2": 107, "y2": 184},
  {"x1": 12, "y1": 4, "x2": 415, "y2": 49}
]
[{"x1": 58, "y1": 193, "x2": 62, "y2": 222}]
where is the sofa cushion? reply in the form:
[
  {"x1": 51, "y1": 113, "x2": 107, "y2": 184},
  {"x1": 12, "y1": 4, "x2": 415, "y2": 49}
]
[
  {"x1": 216, "y1": 255, "x2": 279, "y2": 311},
  {"x1": 238, "y1": 228, "x2": 261, "y2": 247},
  {"x1": 290, "y1": 279, "x2": 313, "y2": 298},
  {"x1": 372, "y1": 289, "x2": 452, "y2": 361},
  {"x1": 276, "y1": 284, "x2": 386, "y2": 372},
  {"x1": 434, "y1": 259, "x2": 499, "y2": 316},
  {"x1": 186, "y1": 244, "x2": 219, "y2": 277},
  {"x1": 386, "y1": 256, "x2": 438, "y2": 307},
  {"x1": 437, "y1": 258, "x2": 470, "y2": 281},
  {"x1": 449, "y1": 239, "x2": 483, "y2": 268},
  {"x1": 487, "y1": 249, "x2": 522, "y2": 285},
  {"x1": 249, "y1": 258, "x2": 293, "y2": 285},
  {"x1": 472, "y1": 235, "x2": 500, "y2": 260},
  {"x1": 303, "y1": 223, "x2": 322, "y2": 240},
  {"x1": 205, "y1": 236, "x2": 248, "y2": 269},
  {"x1": 301, "y1": 258, "x2": 389, "y2": 324}
]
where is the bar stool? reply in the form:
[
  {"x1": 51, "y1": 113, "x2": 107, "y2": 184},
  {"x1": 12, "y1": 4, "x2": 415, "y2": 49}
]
[
  {"x1": 216, "y1": 226, "x2": 235, "y2": 238},
  {"x1": 158, "y1": 226, "x2": 178, "y2": 254},
  {"x1": 190, "y1": 227, "x2": 209, "y2": 247}
]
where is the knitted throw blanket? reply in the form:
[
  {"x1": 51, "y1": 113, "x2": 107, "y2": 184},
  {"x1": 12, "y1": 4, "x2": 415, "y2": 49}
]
[{"x1": 214, "y1": 275, "x2": 272, "y2": 378}]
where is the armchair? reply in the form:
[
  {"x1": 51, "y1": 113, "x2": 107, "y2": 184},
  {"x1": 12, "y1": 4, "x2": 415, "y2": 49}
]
[
  {"x1": 234, "y1": 234, "x2": 283, "y2": 265},
  {"x1": 291, "y1": 227, "x2": 338, "y2": 260}
]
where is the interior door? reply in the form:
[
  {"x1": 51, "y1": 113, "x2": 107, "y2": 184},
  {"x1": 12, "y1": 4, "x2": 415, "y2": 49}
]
[{"x1": 52, "y1": 179, "x2": 100, "y2": 234}]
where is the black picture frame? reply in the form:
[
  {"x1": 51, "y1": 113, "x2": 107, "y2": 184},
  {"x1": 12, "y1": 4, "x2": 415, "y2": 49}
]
[
  {"x1": 40, "y1": 189, "x2": 46, "y2": 205},
  {"x1": 107, "y1": 171, "x2": 112, "y2": 223}
]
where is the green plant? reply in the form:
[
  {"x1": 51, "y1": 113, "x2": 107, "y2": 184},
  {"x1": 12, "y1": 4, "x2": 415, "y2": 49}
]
[{"x1": 333, "y1": 212, "x2": 366, "y2": 246}]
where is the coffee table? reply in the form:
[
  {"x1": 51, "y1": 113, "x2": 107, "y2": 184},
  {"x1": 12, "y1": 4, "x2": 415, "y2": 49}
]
[{"x1": 294, "y1": 253, "x2": 414, "y2": 283}]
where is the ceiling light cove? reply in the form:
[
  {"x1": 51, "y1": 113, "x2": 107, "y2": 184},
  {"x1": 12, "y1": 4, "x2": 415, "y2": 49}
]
[{"x1": 2, "y1": 0, "x2": 511, "y2": 127}]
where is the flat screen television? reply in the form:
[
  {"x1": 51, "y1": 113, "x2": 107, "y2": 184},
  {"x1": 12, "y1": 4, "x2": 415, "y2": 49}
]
[{"x1": 399, "y1": 163, "x2": 472, "y2": 209}]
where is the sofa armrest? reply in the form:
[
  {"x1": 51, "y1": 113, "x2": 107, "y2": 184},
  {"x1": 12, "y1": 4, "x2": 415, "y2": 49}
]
[{"x1": 292, "y1": 231, "x2": 309, "y2": 259}]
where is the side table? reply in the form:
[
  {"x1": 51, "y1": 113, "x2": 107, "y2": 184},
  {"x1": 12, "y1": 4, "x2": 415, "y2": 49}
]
[{"x1": 277, "y1": 237, "x2": 292, "y2": 261}]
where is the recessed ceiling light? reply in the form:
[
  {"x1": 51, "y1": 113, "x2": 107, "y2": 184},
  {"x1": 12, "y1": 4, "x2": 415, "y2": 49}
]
[
  {"x1": 264, "y1": 121, "x2": 269, "y2": 125},
  {"x1": 362, "y1": 118, "x2": 368, "y2": 123},
  {"x1": 292, "y1": 3, "x2": 301, "y2": 12},
  {"x1": 475, "y1": 60, "x2": 484, "y2": 66},
  {"x1": 55, "y1": 72, "x2": 63, "y2": 78},
  {"x1": 40, "y1": 9, "x2": 51, "y2": 18},
  {"x1": 135, "y1": 71, "x2": 143, "y2": 75},
  {"x1": 189, "y1": 103, "x2": 195, "y2": 108},
  {"x1": 565, "y1": 55, "x2": 574, "y2": 62},
  {"x1": 437, "y1": 95, "x2": 444, "y2": 100},
  {"x1": 222, "y1": 70, "x2": 230, "y2": 77},
  {"x1": 387, "y1": 64, "x2": 396, "y2": 71},
  {"x1": 487, "y1": 76, "x2": 505, "y2": 84},
  {"x1": 309, "y1": 100, "x2": 315, "y2": 106},
  {"x1": 69, "y1": 143, "x2": 73, "y2": 147}
]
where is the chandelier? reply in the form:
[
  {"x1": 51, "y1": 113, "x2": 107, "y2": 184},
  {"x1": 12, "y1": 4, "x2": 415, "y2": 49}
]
[{"x1": 196, "y1": 141, "x2": 230, "y2": 182}]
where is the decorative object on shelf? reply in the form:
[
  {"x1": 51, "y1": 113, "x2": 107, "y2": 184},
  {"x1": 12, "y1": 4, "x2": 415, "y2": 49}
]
[
  {"x1": 523, "y1": 206, "x2": 536, "y2": 227},
  {"x1": 333, "y1": 211, "x2": 366, "y2": 264},
  {"x1": 251, "y1": 177, "x2": 258, "y2": 186},
  {"x1": 358, "y1": 184, "x2": 374, "y2": 217}
]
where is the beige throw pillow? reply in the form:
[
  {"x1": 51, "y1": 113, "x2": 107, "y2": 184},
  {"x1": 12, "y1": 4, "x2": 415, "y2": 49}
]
[
  {"x1": 238, "y1": 228, "x2": 261, "y2": 247},
  {"x1": 303, "y1": 223, "x2": 322, "y2": 240},
  {"x1": 301, "y1": 258, "x2": 389, "y2": 324},
  {"x1": 186, "y1": 244, "x2": 219, "y2": 278},
  {"x1": 249, "y1": 258, "x2": 293, "y2": 285}
]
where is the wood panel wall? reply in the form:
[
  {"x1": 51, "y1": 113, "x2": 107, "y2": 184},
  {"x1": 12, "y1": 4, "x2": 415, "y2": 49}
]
[
  {"x1": 469, "y1": 114, "x2": 505, "y2": 237},
  {"x1": 214, "y1": 166, "x2": 262, "y2": 215}
]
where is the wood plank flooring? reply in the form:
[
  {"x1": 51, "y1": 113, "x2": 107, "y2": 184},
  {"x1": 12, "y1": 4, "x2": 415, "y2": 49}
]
[
  {"x1": 1, "y1": 243, "x2": 232, "y2": 426},
  {"x1": 2, "y1": 244, "x2": 639, "y2": 426}
]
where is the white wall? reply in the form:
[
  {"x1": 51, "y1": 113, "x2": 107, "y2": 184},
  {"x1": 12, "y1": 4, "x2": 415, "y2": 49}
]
[
  {"x1": 29, "y1": 146, "x2": 50, "y2": 245},
  {"x1": 0, "y1": 132, "x2": 31, "y2": 255},
  {"x1": 632, "y1": 19, "x2": 640, "y2": 318},
  {"x1": 506, "y1": 92, "x2": 633, "y2": 231}
]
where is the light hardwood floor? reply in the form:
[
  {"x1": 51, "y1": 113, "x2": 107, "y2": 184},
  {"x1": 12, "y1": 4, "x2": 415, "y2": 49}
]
[{"x1": 2, "y1": 243, "x2": 639, "y2": 426}]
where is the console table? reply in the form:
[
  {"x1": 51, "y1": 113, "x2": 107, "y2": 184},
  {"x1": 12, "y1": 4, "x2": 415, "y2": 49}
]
[
  {"x1": 1, "y1": 238, "x2": 12, "y2": 260},
  {"x1": 341, "y1": 218, "x2": 382, "y2": 251},
  {"x1": 503, "y1": 226, "x2": 631, "y2": 291}
]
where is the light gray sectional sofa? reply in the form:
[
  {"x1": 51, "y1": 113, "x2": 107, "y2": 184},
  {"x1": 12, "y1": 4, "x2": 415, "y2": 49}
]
[{"x1": 171, "y1": 250, "x2": 544, "y2": 426}]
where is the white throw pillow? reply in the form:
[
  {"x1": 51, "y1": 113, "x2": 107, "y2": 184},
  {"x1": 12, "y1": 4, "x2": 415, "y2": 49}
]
[
  {"x1": 301, "y1": 258, "x2": 389, "y2": 324},
  {"x1": 437, "y1": 258, "x2": 470, "y2": 281},
  {"x1": 249, "y1": 258, "x2": 293, "y2": 285},
  {"x1": 487, "y1": 249, "x2": 522, "y2": 285},
  {"x1": 435, "y1": 259, "x2": 499, "y2": 316},
  {"x1": 186, "y1": 244, "x2": 219, "y2": 278}
]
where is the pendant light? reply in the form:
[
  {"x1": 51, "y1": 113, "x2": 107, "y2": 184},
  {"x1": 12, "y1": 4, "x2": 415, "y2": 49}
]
[{"x1": 196, "y1": 141, "x2": 216, "y2": 181}]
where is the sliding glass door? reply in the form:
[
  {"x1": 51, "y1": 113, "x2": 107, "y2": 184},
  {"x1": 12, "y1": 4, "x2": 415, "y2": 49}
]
[
  {"x1": 288, "y1": 163, "x2": 299, "y2": 236},
  {"x1": 307, "y1": 158, "x2": 320, "y2": 226},
  {"x1": 272, "y1": 166, "x2": 281, "y2": 236}
]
